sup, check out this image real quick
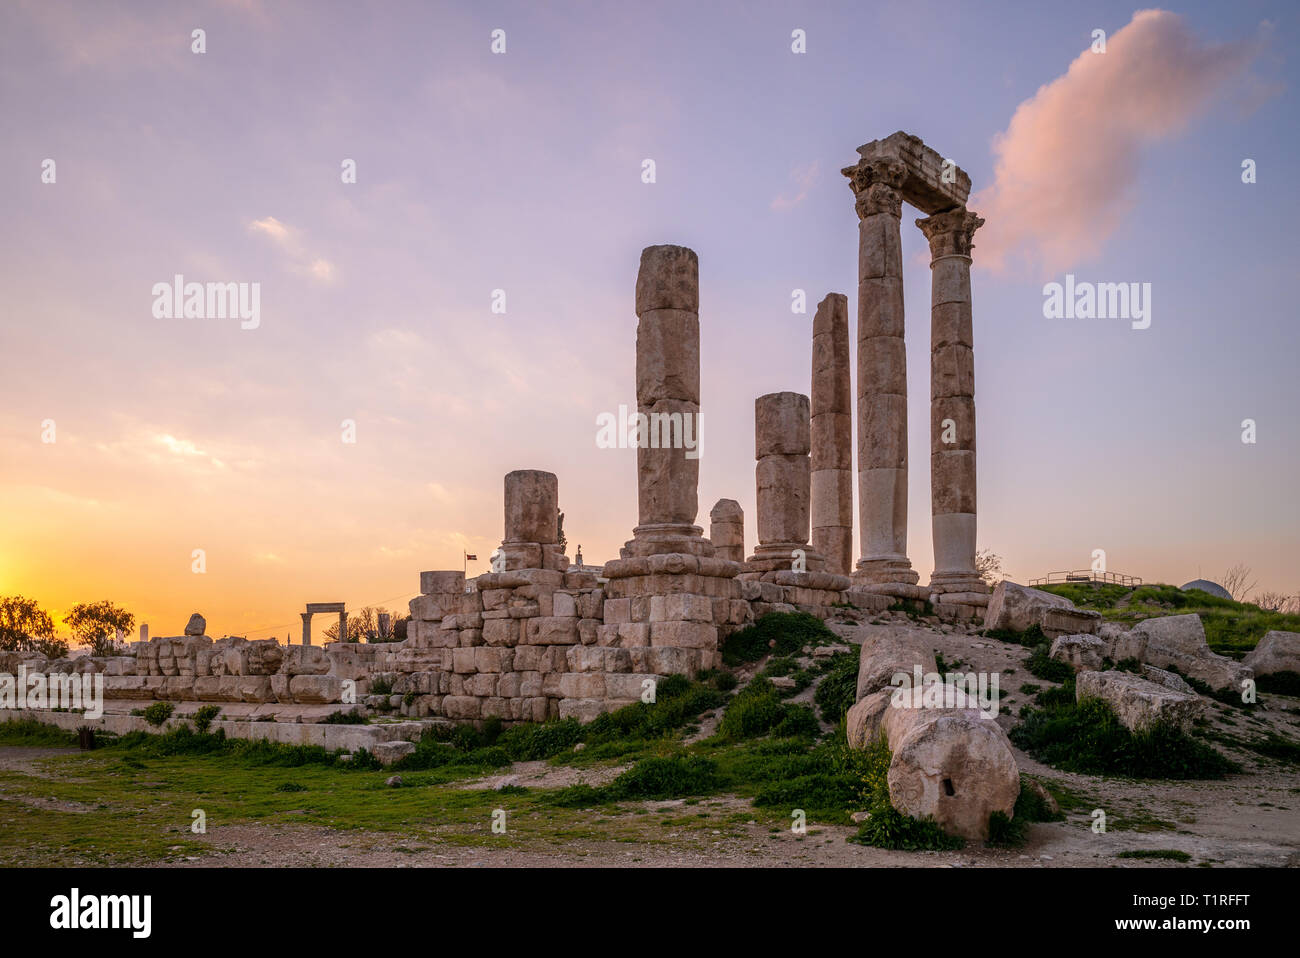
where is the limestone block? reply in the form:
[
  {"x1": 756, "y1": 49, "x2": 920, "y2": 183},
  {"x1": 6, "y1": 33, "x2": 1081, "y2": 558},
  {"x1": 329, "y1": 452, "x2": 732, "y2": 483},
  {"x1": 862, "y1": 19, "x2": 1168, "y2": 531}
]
[
  {"x1": 1133, "y1": 614, "x2": 1253, "y2": 690},
  {"x1": 526, "y1": 616, "x2": 580, "y2": 645},
  {"x1": 607, "y1": 673, "x2": 657, "y2": 700},
  {"x1": 482, "y1": 618, "x2": 521, "y2": 647},
  {"x1": 420, "y1": 570, "x2": 465, "y2": 595},
  {"x1": 649, "y1": 593, "x2": 712, "y2": 623},
  {"x1": 1048, "y1": 634, "x2": 1108, "y2": 673},
  {"x1": 635, "y1": 307, "x2": 701, "y2": 405},
  {"x1": 755, "y1": 454, "x2": 811, "y2": 544},
  {"x1": 854, "y1": 625, "x2": 939, "y2": 700},
  {"x1": 649, "y1": 621, "x2": 715, "y2": 649},
  {"x1": 984, "y1": 581, "x2": 1075, "y2": 634},
  {"x1": 442, "y1": 696, "x2": 480, "y2": 720},
  {"x1": 452, "y1": 648, "x2": 477, "y2": 674},
  {"x1": 503, "y1": 470, "x2": 559, "y2": 544},
  {"x1": 887, "y1": 713, "x2": 1019, "y2": 841},
  {"x1": 755, "y1": 392, "x2": 810, "y2": 458},
  {"x1": 1076, "y1": 670, "x2": 1207, "y2": 732},
  {"x1": 635, "y1": 244, "x2": 698, "y2": 316},
  {"x1": 1242, "y1": 630, "x2": 1300, "y2": 677},
  {"x1": 184, "y1": 613, "x2": 206, "y2": 636}
]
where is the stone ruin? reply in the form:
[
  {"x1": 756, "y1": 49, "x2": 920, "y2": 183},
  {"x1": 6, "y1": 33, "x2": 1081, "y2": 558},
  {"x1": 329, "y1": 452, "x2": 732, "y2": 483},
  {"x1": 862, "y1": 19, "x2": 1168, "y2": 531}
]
[{"x1": 11, "y1": 131, "x2": 1016, "y2": 763}]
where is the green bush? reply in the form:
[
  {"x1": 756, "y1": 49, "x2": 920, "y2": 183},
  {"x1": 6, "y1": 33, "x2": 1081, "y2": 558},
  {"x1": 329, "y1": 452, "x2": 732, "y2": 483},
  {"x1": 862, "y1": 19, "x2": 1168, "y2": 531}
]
[
  {"x1": 140, "y1": 702, "x2": 174, "y2": 728},
  {"x1": 813, "y1": 652, "x2": 859, "y2": 724},
  {"x1": 985, "y1": 624, "x2": 1047, "y2": 647},
  {"x1": 1011, "y1": 697, "x2": 1239, "y2": 779},
  {"x1": 851, "y1": 803, "x2": 965, "y2": 851},
  {"x1": 192, "y1": 705, "x2": 221, "y2": 733},
  {"x1": 720, "y1": 612, "x2": 835, "y2": 666},
  {"x1": 717, "y1": 678, "x2": 817, "y2": 742},
  {"x1": 606, "y1": 754, "x2": 722, "y2": 800},
  {"x1": 582, "y1": 680, "x2": 724, "y2": 745},
  {"x1": 496, "y1": 719, "x2": 583, "y2": 761},
  {"x1": 370, "y1": 677, "x2": 393, "y2": 696},
  {"x1": 1025, "y1": 644, "x2": 1074, "y2": 683}
]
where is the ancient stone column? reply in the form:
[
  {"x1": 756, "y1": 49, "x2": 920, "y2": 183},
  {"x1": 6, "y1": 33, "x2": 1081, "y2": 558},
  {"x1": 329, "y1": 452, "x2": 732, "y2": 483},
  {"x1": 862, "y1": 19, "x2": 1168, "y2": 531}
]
[
  {"x1": 624, "y1": 244, "x2": 710, "y2": 557},
  {"x1": 501, "y1": 469, "x2": 565, "y2": 570},
  {"x1": 843, "y1": 157, "x2": 917, "y2": 585},
  {"x1": 300, "y1": 612, "x2": 312, "y2": 646},
  {"x1": 709, "y1": 499, "x2": 745, "y2": 563},
  {"x1": 917, "y1": 208, "x2": 985, "y2": 594},
  {"x1": 810, "y1": 292, "x2": 853, "y2": 576},
  {"x1": 747, "y1": 392, "x2": 824, "y2": 572}
]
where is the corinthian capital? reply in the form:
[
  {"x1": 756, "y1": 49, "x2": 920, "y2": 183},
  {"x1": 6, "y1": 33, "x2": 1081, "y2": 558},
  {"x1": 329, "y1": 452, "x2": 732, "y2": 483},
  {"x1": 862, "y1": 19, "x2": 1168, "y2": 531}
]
[
  {"x1": 841, "y1": 158, "x2": 907, "y2": 219},
  {"x1": 916, "y1": 208, "x2": 984, "y2": 260}
]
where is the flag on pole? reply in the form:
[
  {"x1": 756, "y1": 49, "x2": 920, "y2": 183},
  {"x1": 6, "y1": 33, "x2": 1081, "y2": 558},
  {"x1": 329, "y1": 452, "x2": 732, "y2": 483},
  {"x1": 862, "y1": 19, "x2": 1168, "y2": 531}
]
[{"x1": 465, "y1": 553, "x2": 477, "y2": 561}]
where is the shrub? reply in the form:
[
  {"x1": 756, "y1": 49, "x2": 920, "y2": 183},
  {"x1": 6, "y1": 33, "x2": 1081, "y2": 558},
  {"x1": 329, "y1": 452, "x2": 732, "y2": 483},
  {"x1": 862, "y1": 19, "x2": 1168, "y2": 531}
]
[
  {"x1": 716, "y1": 678, "x2": 817, "y2": 742},
  {"x1": 370, "y1": 677, "x2": 393, "y2": 696},
  {"x1": 985, "y1": 624, "x2": 1046, "y2": 647},
  {"x1": 140, "y1": 702, "x2": 174, "y2": 728},
  {"x1": 1025, "y1": 644, "x2": 1074, "y2": 683},
  {"x1": 720, "y1": 612, "x2": 835, "y2": 666},
  {"x1": 813, "y1": 652, "x2": 859, "y2": 724},
  {"x1": 582, "y1": 680, "x2": 724, "y2": 745},
  {"x1": 1011, "y1": 697, "x2": 1239, "y2": 779},
  {"x1": 851, "y1": 804, "x2": 965, "y2": 851},
  {"x1": 496, "y1": 719, "x2": 583, "y2": 761},
  {"x1": 192, "y1": 705, "x2": 221, "y2": 733},
  {"x1": 606, "y1": 754, "x2": 722, "y2": 800}
]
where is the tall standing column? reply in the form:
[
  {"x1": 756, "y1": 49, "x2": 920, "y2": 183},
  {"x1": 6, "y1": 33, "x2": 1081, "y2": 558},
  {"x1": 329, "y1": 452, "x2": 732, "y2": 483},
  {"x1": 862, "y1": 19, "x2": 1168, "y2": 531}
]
[
  {"x1": 810, "y1": 292, "x2": 853, "y2": 575},
  {"x1": 624, "y1": 245, "x2": 710, "y2": 557},
  {"x1": 843, "y1": 158, "x2": 917, "y2": 584},
  {"x1": 917, "y1": 208, "x2": 984, "y2": 594},
  {"x1": 708, "y1": 499, "x2": 745, "y2": 563}
]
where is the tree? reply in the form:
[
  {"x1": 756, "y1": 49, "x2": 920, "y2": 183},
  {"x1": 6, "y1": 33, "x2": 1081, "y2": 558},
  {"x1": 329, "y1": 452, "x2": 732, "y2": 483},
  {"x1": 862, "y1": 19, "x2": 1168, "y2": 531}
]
[
  {"x1": 556, "y1": 509, "x2": 567, "y2": 554},
  {"x1": 1220, "y1": 564, "x2": 1257, "y2": 602},
  {"x1": 321, "y1": 607, "x2": 404, "y2": 643},
  {"x1": 64, "y1": 600, "x2": 135, "y2": 657},
  {"x1": 1252, "y1": 590, "x2": 1290, "y2": 612},
  {"x1": 975, "y1": 549, "x2": 1007, "y2": 587},
  {"x1": 0, "y1": 596, "x2": 67, "y2": 657}
]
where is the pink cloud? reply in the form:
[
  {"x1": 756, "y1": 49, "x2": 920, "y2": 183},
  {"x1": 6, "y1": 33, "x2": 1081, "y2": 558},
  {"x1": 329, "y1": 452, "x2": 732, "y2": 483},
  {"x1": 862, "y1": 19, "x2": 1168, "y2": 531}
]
[{"x1": 973, "y1": 9, "x2": 1264, "y2": 276}]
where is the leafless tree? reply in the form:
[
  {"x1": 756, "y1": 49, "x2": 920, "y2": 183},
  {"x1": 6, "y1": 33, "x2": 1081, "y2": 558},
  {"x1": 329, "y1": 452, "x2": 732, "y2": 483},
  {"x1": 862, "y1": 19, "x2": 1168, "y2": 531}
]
[
  {"x1": 1220, "y1": 563, "x2": 1257, "y2": 602},
  {"x1": 976, "y1": 549, "x2": 1007, "y2": 587},
  {"x1": 1252, "y1": 590, "x2": 1290, "y2": 612}
]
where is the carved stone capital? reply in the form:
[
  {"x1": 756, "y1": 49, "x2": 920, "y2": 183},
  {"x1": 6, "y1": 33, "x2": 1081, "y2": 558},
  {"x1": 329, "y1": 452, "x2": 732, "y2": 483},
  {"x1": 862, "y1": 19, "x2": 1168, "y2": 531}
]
[
  {"x1": 916, "y1": 208, "x2": 985, "y2": 260},
  {"x1": 842, "y1": 158, "x2": 907, "y2": 219}
]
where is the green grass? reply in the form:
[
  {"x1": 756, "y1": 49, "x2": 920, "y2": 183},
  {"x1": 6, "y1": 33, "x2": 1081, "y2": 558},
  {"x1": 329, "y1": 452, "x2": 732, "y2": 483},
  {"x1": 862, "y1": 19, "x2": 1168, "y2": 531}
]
[
  {"x1": 1011, "y1": 697, "x2": 1239, "y2": 779},
  {"x1": 719, "y1": 612, "x2": 836, "y2": 666},
  {"x1": 1038, "y1": 582, "x2": 1300, "y2": 654},
  {"x1": 1257, "y1": 671, "x2": 1300, "y2": 697},
  {"x1": 1025, "y1": 644, "x2": 1075, "y2": 683},
  {"x1": 813, "y1": 652, "x2": 859, "y2": 724},
  {"x1": 1117, "y1": 848, "x2": 1192, "y2": 862}
]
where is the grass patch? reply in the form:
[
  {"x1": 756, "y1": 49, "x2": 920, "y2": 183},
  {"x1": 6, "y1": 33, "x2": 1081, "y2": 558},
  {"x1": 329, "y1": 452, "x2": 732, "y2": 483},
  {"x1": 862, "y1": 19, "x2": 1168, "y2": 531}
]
[
  {"x1": 1117, "y1": 848, "x2": 1192, "y2": 862},
  {"x1": 719, "y1": 612, "x2": 836, "y2": 666},
  {"x1": 813, "y1": 652, "x2": 859, "y2": 724},
  {"x1": 715, "y1": 678, "x2": 818, "y2": 742},
  {"x1": 1025, "y1": 644, "x2": 1074, "y2": 683},
  {"x1": 1011, "y1": 697, "x2": 1239, "y2": 779},
  {"x1": 1257, "y1": 671, "x2": 1300, "y2": 697}
]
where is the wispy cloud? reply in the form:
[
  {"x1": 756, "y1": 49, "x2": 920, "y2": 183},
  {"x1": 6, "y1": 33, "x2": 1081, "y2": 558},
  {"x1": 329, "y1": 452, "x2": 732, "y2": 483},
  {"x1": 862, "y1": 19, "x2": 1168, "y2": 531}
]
[
  {"x1": 248, "y1": 216, "x2": 337, "y2": 284},
  {"x1": 771, "y1": 162, "x2": 820, "y2": 211},
  {"x1": 973, "y1": 9, "x2": 1266, "y2": 275}
]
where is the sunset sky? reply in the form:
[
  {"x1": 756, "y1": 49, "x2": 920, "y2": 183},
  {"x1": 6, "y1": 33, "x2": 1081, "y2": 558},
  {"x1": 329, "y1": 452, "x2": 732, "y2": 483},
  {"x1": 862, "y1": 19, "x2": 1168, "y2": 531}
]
[{"x1": 1, "y1": 1, "x2": 1296, "y2": 641}]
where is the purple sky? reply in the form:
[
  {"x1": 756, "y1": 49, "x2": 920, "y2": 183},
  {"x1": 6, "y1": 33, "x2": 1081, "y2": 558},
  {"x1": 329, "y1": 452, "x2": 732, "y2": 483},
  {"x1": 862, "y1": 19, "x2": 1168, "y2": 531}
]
[{"x1": 1, "y1": 0, "x2": 1295, "y2": 638}]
